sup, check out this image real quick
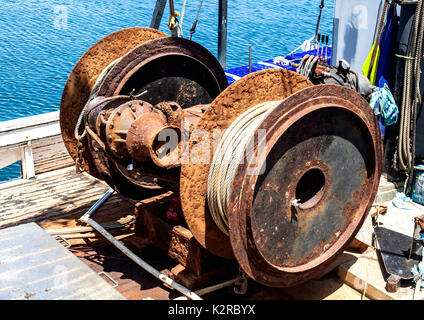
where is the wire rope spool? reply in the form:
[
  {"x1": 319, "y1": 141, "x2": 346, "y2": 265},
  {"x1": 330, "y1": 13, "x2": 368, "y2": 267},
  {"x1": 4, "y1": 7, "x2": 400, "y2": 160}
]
[
  {"x1": 228, "y1": 84, "x2": 382, "y2": 287},
  {"x1": 181, "y1": 69, "x2": 382, "y2": 286},
  {"x1": 60, "y1": 27, "x2": 168, "y2": 177},
  {"x1": 207, "y1": 100, "x2": 282, "y2": 235},
  {"x1": 60, "y1": 31, "x2": 383, "y2": 287},
  {"x1": 180, "y1": 69, "x2": 314, "y2": 258}
]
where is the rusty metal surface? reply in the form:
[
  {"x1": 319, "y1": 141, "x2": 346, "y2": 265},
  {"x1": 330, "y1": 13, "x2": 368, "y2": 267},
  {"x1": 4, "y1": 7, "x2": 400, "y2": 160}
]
[
  {"x1": 60, "y1": 27, "x2": 167, "y2": 175},
  {"x1": 105, "y1": 100, "x2": 157, "y2": 161},
  {"x1": 127, "y1": 112, "x2": 168, "y2": 162},
  {"x1": 85, "y1": 99, "x2": 171, "y2": 199},
  {"x1": 96, "y1": 37, "x2": 228, "y2": 108},
  {"x1": 228, "y1": 85, "x2": 383, "y2": 287},
  {"x1": 126, "y1": 102, "x2": 183, "y2": 168},
  {"x1": 84, "y1": 99, "x2": 209, "y2": 199},
  {"x1": 180, "y1": 69, "x2": 313, "y2": 259}
]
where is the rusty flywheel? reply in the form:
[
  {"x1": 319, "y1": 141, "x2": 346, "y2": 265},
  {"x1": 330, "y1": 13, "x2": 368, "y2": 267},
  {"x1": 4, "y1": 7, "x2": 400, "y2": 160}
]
[{"x1": 60, "y1": 29, "x2": 229, "y2": 199}]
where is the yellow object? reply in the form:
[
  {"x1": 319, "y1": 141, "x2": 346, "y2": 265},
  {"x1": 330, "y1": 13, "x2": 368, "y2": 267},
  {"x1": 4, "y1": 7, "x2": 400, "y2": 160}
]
[
  {"x1": 362, "y1": 42, "x2": 381, "y2": 86},
  {"x1": 168, "y1": 10, "x2": 180, "y2": 31}
]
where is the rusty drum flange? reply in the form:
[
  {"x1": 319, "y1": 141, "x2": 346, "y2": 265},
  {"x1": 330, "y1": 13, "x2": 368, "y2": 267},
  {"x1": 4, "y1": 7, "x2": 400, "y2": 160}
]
[
  {"x1": 60, "y1": 27, "x2": 167, "y2": 176},
  {"x1": 180, "y1": 69, "x2": 313, "y2": 259},
  {"x1": 96, "y1": 36, "x2": 229, "y2": 109},
  {"x1": 228, "y1": 85, "x2": 383, "y2": 287}
]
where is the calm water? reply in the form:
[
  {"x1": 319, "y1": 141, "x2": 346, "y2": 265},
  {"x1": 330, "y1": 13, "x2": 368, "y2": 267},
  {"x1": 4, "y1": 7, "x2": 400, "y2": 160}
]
[{"x1": 0, "y1": 0, "x2": 334, "y2": 180}]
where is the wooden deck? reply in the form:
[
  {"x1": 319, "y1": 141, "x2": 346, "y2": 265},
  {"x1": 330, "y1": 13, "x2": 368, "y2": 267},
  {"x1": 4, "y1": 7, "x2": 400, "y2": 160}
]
[
  {"x1": 0, "y1": 164, "x2": 368, "y2": 300},
  {"x1": 0, "y1": 128, "x2": 413, "y2": 300},
  {"x1": 0, "y1": 166, "x2": 136, "y2": 248}
]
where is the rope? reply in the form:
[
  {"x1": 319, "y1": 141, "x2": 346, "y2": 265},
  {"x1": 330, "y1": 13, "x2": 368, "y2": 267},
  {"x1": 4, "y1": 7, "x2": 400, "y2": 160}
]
[
  {"x1": 396, "y1": 0, "x2": 424, "y2": 190},
  {"x1": 74, "y1": 57, "x2": 122, "y2": 141},
  {"x1": 178, "y1": 0, "x2": 188, "y2": 37},
  {"x1": 207, "y1": 101, "x2": 281, "y2": 235}
]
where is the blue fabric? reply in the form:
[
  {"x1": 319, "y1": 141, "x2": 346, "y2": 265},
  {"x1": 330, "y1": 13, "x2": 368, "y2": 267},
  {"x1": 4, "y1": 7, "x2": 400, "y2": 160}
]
[
  {"x1": 411, "y1": 260, "x2": 424, "y2": 288},
  {"x1": 374, "y1": 5, "x2": 398, "y2": 138},
  {"x1": 392, "y1": 192, "x2": 414, "y2": 210},
  {"x1": 225, "y1": 48, "x2": 332, "y2": 85},
  {"x1": 376, "y1": 5, "x2": 398, "y2": 89},
  {"x1": 369, "y1": 85, "x2": 399, "y2": 126}
]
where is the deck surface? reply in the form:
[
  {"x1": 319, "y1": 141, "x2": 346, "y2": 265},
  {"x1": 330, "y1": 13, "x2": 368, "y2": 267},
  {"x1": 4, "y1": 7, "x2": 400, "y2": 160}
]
[
  {"x1": 0, "y1": 167, "x2": 134, "y2": 232},
  {"x1": 0, "y1": 223, "x2": 125, "y2": 300},
  {"x1": 0, "y1": 165, "x2": 407, "y2": 300}
]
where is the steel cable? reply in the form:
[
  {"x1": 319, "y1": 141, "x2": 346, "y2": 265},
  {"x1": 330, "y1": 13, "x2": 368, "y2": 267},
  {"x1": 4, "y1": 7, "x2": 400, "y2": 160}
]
[{"x1": 207, "y1": 101, "x2": 281, "y2": 235}]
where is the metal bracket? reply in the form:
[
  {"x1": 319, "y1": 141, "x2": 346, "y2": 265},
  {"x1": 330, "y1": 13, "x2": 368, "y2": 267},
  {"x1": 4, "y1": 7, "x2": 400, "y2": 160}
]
[
  {"x1": 233, "y1": 268, "x2": 248, "y2": 295},
  {"x1": 53, "y1": 235, "x2": 72, "y2": 249},
  {"x1": 98, "y1": 271, "x2": 118, "y2": 288}
]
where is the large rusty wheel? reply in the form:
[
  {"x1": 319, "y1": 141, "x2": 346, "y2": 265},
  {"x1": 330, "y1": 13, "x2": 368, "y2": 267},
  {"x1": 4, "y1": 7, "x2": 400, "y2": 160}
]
[
  {"x1": 228, "y1": 85, "x2": 383, "y2": 287},
  {"x1": 180, "y1": 69, "x2": 313, "y2": 259},
  {"x1": 96, "y1": 37, "x2": 229, "y2": 109},
  {"x1": 60, "y1": 27, "x2": 167, "y2": 176}
]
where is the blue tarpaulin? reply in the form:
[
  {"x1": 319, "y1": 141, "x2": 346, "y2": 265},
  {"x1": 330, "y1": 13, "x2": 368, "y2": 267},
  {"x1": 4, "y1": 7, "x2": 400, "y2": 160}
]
[{"x1": 224, "y1": 48, "x2": 332, "y2": 85}]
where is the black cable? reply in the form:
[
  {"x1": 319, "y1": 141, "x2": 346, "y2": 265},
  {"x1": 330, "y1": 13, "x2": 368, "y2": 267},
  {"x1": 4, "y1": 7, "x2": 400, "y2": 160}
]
[
  {"x1": 313, "y1": 0, "x2": 325, "y2": 45},
  {"x1": 189, "y1": 0, "x2": 204, "y2": 40}
]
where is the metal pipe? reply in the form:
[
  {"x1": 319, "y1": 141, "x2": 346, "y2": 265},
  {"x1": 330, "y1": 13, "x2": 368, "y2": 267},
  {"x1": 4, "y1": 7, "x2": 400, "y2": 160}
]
[
  {"x1": 313, "y1": 0, "x2": 325, "y2": 46},
  {"x1": 218, "y1": 0, "x2": 228, "y2": 68},
  {"x1": 80, "y1": 188, "x2": 115, "y2": 222},
  {"x1": 78, "y1": 189, "x2": 202, "y2": 300},
  {"x1": 173, "y1": 277, "x2": 239, "y2": 300},
  {"x1": 150, "y1": 0, "x2": 167, "y2": 29},
  {"x1": 80, "y1": 216, "x2": 202, "y2": 300}
]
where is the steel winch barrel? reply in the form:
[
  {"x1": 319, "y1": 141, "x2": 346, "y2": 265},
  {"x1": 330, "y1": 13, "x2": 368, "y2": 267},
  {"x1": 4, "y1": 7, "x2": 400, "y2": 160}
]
[
  {"x1": 179, "y1": 70, "x2": 382, "y2": 287},
  {"x1": 60, "y1": 29, "x2": 382, "y2": 288}
]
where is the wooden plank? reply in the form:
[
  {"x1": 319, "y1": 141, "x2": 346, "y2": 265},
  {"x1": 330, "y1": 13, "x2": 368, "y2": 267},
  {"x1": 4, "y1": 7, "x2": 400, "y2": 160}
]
[
  {"x1": 0, "y1": 120, "x2": 60, "y2": 148},
  {"x1": 32, "y1": 135, "x2": 74, "y2": 174},
  {"x1": 0, "y1": 148, "x2": 20, "y2": 169},
  {"x1": 280, "y1": 276, "x2": 367, "y2": 300},
  {"x1": 0, "y1": 111, "x2": 73, "y2": 177},
  {"x1": 0, "y1": 111, "x2": 58, "y2": 133},
  {"x1": 338, "y1": 249, "x2": 424, "y2": 300},
  {"x1": 20, "y1": 144, "x2": 35, "y2": 179},
  {"x1": 0, "y1": 167, "x2": 134, "y2": 233}
]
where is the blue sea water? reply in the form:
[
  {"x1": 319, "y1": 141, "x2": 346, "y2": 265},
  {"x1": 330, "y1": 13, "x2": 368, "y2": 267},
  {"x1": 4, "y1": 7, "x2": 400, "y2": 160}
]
[{"x1": 0, "y1": 0, "x2": 334, "y2": 181}]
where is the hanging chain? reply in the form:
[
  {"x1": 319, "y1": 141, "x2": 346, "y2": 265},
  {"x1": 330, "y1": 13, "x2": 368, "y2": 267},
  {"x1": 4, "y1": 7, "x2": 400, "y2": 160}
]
[{"x1": 76, "y1": 137, "x2": 86, "y2": 173}]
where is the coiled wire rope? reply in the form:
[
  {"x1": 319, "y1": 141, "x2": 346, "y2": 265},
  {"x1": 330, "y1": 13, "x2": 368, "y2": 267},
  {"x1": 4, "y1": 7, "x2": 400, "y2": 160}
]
[{"x1": 207, "y1": 100, "x2": 281, "y2": 235}]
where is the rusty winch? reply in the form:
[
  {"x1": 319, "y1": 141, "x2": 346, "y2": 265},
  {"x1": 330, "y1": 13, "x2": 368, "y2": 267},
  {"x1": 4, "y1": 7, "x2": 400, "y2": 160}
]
[{"x1": 60, "y1": 27, "x2": 383, "y2": 288}]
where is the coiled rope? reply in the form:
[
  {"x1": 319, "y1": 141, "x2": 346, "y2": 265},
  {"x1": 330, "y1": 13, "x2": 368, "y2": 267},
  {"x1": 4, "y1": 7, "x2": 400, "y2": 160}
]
[
  {"x1": 207, "y1": 101, "x2": 281, "y2": 235},
  {"x1": 396, "y1": 0, "x2": 424, "y2": 193}
]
